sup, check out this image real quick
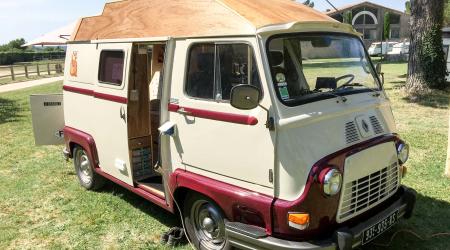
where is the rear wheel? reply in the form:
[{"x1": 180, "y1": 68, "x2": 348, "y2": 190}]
[
  {"x1": 73, "y1": 146, "x2": 105, "y2": 190},
  {"x1": 183, "y1": 193, "x2": 230, "y2": 250}
]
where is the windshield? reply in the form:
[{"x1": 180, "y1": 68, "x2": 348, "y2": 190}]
[{"x1": 267, "y1": 33, "x2": 380, "y2": 106}]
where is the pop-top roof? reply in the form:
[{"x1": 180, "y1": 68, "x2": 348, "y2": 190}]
[{"x1": 71, "y1": 0, "x2": 337, "y2": 41}]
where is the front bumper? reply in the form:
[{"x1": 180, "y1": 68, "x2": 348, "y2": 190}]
[{"x1": 225, "y1": 186, "x2": 416, "y2": 250}]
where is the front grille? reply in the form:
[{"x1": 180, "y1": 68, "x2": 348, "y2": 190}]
[
  {"x1": 345, "y1": 121, "x2": 360, "y2": 144},
  {"x1": 337, "y1": 162, "x2": 400, "y2": 222},
  {"x1": 370, "y1": 116, "x2": 384, "y2": 134}
]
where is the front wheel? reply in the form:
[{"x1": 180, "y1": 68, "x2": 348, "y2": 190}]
[
  {"x1": 183, "y1": 193, "x2": 230, "y2": 250},
  {"x1": 73, "y1": 146, "x2": 105, "y2": 190}
]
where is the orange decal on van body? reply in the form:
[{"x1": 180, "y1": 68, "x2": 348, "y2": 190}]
[{"x1": 70, "y1": 51, "x2": 78, "y2": 77}]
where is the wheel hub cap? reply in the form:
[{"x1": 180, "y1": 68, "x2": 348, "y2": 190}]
[
  {"x1": 76, "y1": 151, "x2": 92, "y2": 184},
  {"x1": 202, "y1": 217, "x2": 216, "y2": 233},
  {"x1": 192, "y1": 201, "x2": 226, "y2": 249}
]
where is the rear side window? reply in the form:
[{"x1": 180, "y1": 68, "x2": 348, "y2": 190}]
[
  {"x1": 98, "y1": 51, "x2": 125, "y2": 86},
  {"x1": 186, "y1": 43, "x2": 261, "y2": 101}
]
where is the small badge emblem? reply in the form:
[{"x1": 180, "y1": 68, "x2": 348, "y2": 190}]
[
  {"x1": 362, "y1": 119, "x2": 370, "y2": 133},
  {"x1": 70, "y1": 51, "x2": 78, "y2": 77}
]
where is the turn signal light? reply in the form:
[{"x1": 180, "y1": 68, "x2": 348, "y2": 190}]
[
  {"x1": 288, "y1": 213, "x2": 310, "y2": 230},
  {"x1": 401, "y1": 165, "x2": 408, "y2": 178}
]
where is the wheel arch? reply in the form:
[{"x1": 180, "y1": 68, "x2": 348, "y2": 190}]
[
  {"x1": 173, "y1": 186, "x2": 227, "y2": 219},
  {"x1": 171, "y1": 170, "x2": 273, "y2": 232},
  {"x1": 64, "y1": 126, "x2": 100, "y2": 166}
]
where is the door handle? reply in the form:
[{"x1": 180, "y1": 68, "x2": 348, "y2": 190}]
[
  {"x1": 120, "y1": 106, "x2": 126, "y2": 121},
  {"x1": 177, "y1": 108, "x2": 192, "y2": 116}
]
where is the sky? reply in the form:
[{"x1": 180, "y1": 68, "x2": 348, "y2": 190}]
[{"x1": 0, "y1": 0, "x2": 408, "y2": 45}]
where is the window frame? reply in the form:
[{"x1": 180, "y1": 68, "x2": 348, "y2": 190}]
[
  {"x1": 97, "y1": 49, "x2": 126, "y2": 87},
  {"x1": 265, "y1": 32, "x2": 382, "y2": 107},
  {"x1": 443, "y1": 45, "x2": 449, "y2": 63},
  {"x1": 183, "y1": 41, "x2": 264, "y2": 103},
  {"x1": 390, "y1": 28, "x2": 400, "y2": 39}
]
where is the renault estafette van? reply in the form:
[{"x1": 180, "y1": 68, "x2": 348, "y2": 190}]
[{"x1": 30, "y1": 0, "x2": 416, "y2": 249}]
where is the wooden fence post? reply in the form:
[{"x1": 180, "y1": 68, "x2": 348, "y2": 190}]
[
  {"x1": 24, "y1": 65, "x2": 29, "y2": 78},
  {"x1": 47, "y1": 63, "x2": 51, "y2": 75},
  {"x1": 36, "y1": 64, "x2": 40, "y2": 76},
  {"x1": 10, "y1": 66, "x2": 15, "y2": 81}
]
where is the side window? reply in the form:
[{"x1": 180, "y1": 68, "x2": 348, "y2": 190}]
[
  {"x1": 217, "y1": 44, "x2": 261, "y2": 100},
  {"x1": 185, "y1": 43, "x2": 261, "y2": 101},
  {"x1": 186, "y1": 44, "x2": 215, "y2": 99},
  {"x1": 98, "y1": 50, "x2": 125, "y2": 86}
]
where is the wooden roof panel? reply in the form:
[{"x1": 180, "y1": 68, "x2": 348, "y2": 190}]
[
  {"x1": 73, "y1": 0, "x2": 337, "y2": 41},
  {"x1": 220, "y1": 0, "x2": 336, "y2": 28}
]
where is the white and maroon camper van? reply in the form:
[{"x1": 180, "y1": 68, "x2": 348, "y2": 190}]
[{"x1": 30, "y1": 0, "x2": 416, "y2": 249}]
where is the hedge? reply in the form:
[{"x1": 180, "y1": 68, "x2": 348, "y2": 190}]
[{"x1": 0, "y1": 51, "x2": 66, "y2": 65}]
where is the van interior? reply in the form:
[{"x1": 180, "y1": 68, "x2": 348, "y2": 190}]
[{"x1": 127, "y1": 43, "x2": 166, "y2": 198}]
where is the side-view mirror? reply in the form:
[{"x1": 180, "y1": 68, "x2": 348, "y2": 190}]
[
  {"x1": 375, "y1": 63, "x2": 382, "y2": 74},
  {"x1": 375, "y1": 63, "x2": 385, "y2": 86},
  {"x1": 230, "y1": 84, "x2": 261, "y2": 110}
]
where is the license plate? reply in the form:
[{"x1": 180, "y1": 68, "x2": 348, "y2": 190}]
[{"x1": 362, "y1": 210, "x2": 399, "y2": 245}]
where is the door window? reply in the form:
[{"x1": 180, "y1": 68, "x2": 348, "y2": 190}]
[
  {"x1": 185, "y1": 43, "x2": 261, "y2": 101},
  {"x1": 98, "y1": 50, "x2": 125, "y2": 86},
  {"x1": 444, "y1": 45, "x2": 449, "y2": 62}
]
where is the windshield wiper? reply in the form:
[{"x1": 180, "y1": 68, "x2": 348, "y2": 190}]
[
  {"x1": 335, "y1": 83, "x2": 381, "y2": 97},
  {"x1": 336, "y1": 82, "x2": 365, "y2": 90}
]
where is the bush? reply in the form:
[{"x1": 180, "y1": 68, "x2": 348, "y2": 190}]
[{"x1": 0, "y1": 51, "x2": 65, "y2": 65}]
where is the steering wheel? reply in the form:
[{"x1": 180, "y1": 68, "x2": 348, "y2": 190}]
[{"x1": 335, "y1": 74, "x2": 355, "y2": 87}]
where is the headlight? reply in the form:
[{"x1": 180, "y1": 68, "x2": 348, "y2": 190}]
[
  {"x1": 397, "y1": 143, "x2": 409, "y2": 164},
  {"x1": 320, "y1": 168, "x2": 342, "y2": 196}
]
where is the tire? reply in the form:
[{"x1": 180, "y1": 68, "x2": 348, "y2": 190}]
[
  {"x1": 73, "y1": 146, "x2": 105, "y2": 190},
  {"x1": 183, "y1": 192, "x2": 231, "y2": 250}
]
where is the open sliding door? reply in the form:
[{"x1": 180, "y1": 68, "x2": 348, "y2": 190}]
[{"x1": 92, "y1": 43, "x2": 133, "y2": 185}]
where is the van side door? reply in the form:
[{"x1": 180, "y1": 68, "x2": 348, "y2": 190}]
[
  {"x1": 168, "y1": 38, "x2": 274, "y2": 195},
  {"x1": 91, "y1": 43, "x2": 134, "y2": 185}
]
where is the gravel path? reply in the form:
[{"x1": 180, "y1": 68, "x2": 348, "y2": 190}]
[{"x1": 0, "y1": 76, "x2": 63, "y2": 94}]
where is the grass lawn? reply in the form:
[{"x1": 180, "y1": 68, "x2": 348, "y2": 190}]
[{"x1": 0, "y1": 62, "x2": 449, "y2": 249}]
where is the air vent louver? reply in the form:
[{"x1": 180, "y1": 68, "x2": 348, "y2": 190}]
[
  {"x1": 345, "y1": 121, "x2": 360, "y2": 144},
  {"x1": 370, "y1": 116, "x2": 384, "y2": 134}
]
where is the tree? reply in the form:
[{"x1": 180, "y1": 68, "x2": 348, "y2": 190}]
[
  {"x1": 406, "y1": 0, "x2": 447, "y2": 97},
  {"x1": 383, "y1": 12, "x2": 391, "y2": 40},
  {"x1": 8, "y1": 38, "x2": 26, "y2": 50},
  {"x1": 302, "y1": 0, "x2": 314, "y2": 8},
  {"x1": 405, "y1": 1, "x2": 411, "y2": 14},
  {"x1": 343, "y1": 11, "x2": 353, "y2": 24},
  {"x1": 0, "y1": 38, "x2": 26, "y2": 52}
]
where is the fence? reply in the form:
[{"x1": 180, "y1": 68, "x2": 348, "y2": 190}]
[{"x1": 0, "y1": 61, "x2": 65, "y2": 82}]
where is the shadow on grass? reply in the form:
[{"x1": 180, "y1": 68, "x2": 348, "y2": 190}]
[
  {"x1": 0, "y1": 97, "x2": 22, "y2": 124},
  {"x1": 402, "y1": 89, "x2": 449, "y2": 109},
  {"x1": 365, "y1": 192, "x2": 450, "y2": 250},
  {"x1": 99, "y1": 181, "x2": 182, "y2": 227}
]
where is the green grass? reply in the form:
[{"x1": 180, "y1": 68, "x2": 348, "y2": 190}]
[
  {"x1": 0, "y1": 83, "x2": 187, "y2": 249},
  {"x1": 365, "y1": 62, "x2": 450, "y2": 250},
  {"x1": 0, "y1": 62, "x2": 449, "y2": 249}
]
